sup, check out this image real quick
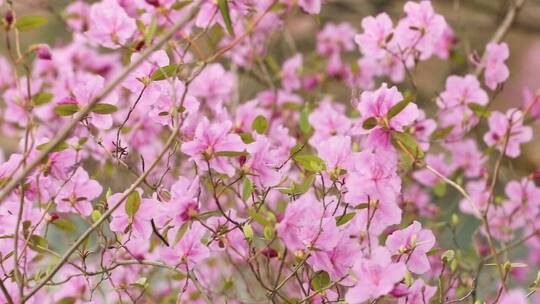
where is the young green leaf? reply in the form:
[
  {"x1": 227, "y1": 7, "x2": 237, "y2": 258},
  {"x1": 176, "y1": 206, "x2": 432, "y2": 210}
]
[
  {"x1": 242, "y1": 177, "x2": 253, "y2": 202},
  {"x1": 336, "y1": 212, "x2": 356, "y2": 226},
  {"x1": 299, "y1": 108, "x2": 312, "y2": 134},
  {"x1": 151, "y1": 64, "x2": 179, "y2": 81},
  {"x1": 294, "y1": 155, "x2": 326, "y2": 172},
  {"x1": 36, "y1": 141, "x2": 70, "y2": 152},
  {"x1": 215, "y1": 150, "x2": 249, "y2": 157},
  {"x1": 54, "y1": 104, "x2": 79, "y2": 116},
  {"x1": 32, "y1": 92, "x2": 53, "y2": 106},
  {"x1": 252, "y1": 115, "x2": 268, "y2": 134},
  {"x1": 431, "y1": 126, "x2": 454, "y2": 140},
  {"x1": 468, "y1": 102, "x2": 490, "y2": 118},
  {"x1": 388, "y1": 94, "x2": 415, "y2": 119},
  {"x1": 311, "y1": 270, "x2": 331, "y2": 291},
  {"x1": 392, "y1": 131, "x2": 424, "y2": 159},
  {"x1": 242, "y1": 223, "x2": 254, "y2": 241},
  {"x1": 52, "y1": 219, "x2": 77, "y2": 232},
  {"x1": 126, "y1": 191, "x2": 141, "y2": 218},
  {"x1": 218, "y1": 0, "x2": 235, "y2": 36},
  {"x1": 362, "y1": 117, "x2": 378, "y2": 130},
  {"x1": 15, "y1": 15, "x2": 48, "y2": 32},
  {"x1": 92, "y1": 103, "x2": 118, "y2": 114}
]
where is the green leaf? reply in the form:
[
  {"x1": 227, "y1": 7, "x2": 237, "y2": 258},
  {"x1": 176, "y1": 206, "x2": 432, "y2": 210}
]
[
  {"x1": 126, "y1": 191, "x2": 141, "y2": 219},
  {"x1": 263, "y1": 225, "x2": 274, "y2": 241},
  {"x1": 242, "y1": 223, "x2": 254, "y2": 241},
  {"x1": 56, "y1": 297, "x2": 76, "y2": 304},
  {"x1": 54, "y1": 104, "x2": 79, "y2": 116},
  {"x1": 52, "y1": 219, "x2": 76, "y2": 232},
  {"x1": 311, "y1": 270, "x2": 331, "y2": 291},
  {"x1": 131, "y1": 277, "x2": 149, "y2": 289},
  {"x1": 432, "y1": 126, "x2": 454, "y2": 140},
  {"x1": 247, "y1": 208, "x2": 270, "y2": 226},
  {"x1": 15, "y1": 15, "x2": 48, "y2": 32},
  {"x1": 92, "y1": 103, "x2": 118, "y2": 114},
  {"x1": 362, "y1": 117, "x2": 378, "y2": 130},
  {"x1": 32, "y1": 92, "x2": 53, "y2": 106},
  {"x1": 218, "y1": 0, "x2": 235, "y2": 36},
  {"x1": 441, "y1": 250, "x2": 455, "y2": 263},
  {"x1": 433, "y1": 181, "x2": 447, "y2": 197},
  {"x1": 239, "y1": 132, "x2": 255, "y2": 144},
  {"x1": 36, "y1": 141, "x2": 69, "y2": 153},
  {"x1": 91, "y1": 210, "x2": 101, "y2": 222},
  {"x1": 336, "y1": 212, "x2": 356, "y2": 226},
  {"x1": 145, "y1": 17, "x2": 157, "y2": 47},
  {"x1": 392, "y1": 131, "x2": 424, "y2": 159},
  {"x1": 388, "y1": 94, "x2": 415, "y2": 119},
  {"x1": 294, "y1": 155, "x2": 326, "y2": 173},
  {"x1": 151, "y1": 64, "x2": 179, "y2": 81},
  {"x1": 251, "y1": 115, "x2": 268, "y2": 134},
  {"x1": 215, "y1": 150, "x2": 248, "y2": 157},
  {"x1": 28, "y1": 235, "x2": 48, "y2": 252},
  {"x1": 242, "y1": 177, "x2": 253, "y2": 202},
  {"x1": 299, "y1": 108, "x2": 312, "y2": 134},
  {"x1": 280, "y1": 174, "x2": 315, "y2": 195},
  {"x1": 171, "y1": 1, "x2": 193, "y2": 10},
  {"x1": 468, "y1": 102, "x2": 490, "y2": 118}
]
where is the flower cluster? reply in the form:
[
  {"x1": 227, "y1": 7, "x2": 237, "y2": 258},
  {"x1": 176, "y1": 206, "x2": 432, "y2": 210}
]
[{"x1": 0, "y1": 0, "x2": 538, "y2": 303}]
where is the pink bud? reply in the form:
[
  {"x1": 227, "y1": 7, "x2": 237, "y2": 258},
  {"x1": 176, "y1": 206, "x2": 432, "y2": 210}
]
[
  {"x1": 47, "y1": 212, "x2": 59, "y2": 222},
  {"x1": 390, "y1": 283, "x2": 409, "y2": 297},
  {"x1": 145, "y1": 0, "x2": 160, "y2": 7},
  {"x1": 4, "y1": 10, "x2": 13, "y2": 27},
  {"x1": 37, "y1": 44, "x2": 52, "y2": 60},
  {"x1": 261, "y1": 247, "x2": 278, "y2": 258}
]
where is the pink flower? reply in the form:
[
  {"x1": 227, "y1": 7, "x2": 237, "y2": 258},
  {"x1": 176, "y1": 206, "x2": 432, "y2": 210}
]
[
  {"x1": 483, "y1": 109, "x2": 532, "y2": 158},
  {"x1": 109, "y1": 189, "x2": 156, "y2": 239},
  {"x1": 281, "y1": 54, "x2": 303, "y2": 92},
  {"x1": 244, "y1": 135, "x2": 282, "y2": 187},
  {"x1": 160, "y1": 222, "x2": 209, "y2": 270},
  {"x1": 55, "y1": 167, "x2": 102, "y2": 216},
  {"x1": 309, "y1": 233, "x2": 360, "y2": 281},
  {"x1": 346, "y1": 246, "x2": 406, "y2": 303},
  {"x1": 483, "y1": 42, "x2": 510, "y2": 90},
  {"x1": 69, "y1": 72, "x2": 118, "y2": 129},
  {"x1": 499, "y1": 289, "x2": 527, "y2": 304},
  {"x1": 276, "y1": 192, "x2": 339, "y2": 253},
  {"x1": 315, "y1": 135, "x2": 354, "y2": 173},
  {"x1": 345, "y1": 150, "x2": 401, "y2": 207},
  {"x1": 317, "y1": 22, "x2": 356, "y2": 56},
  {"x1": 355, "y1": 13, "x2": 394, "y2": 58},
  {"x1": 181, "y1": 118, "x2": 245, "y2": 177},
  {"x1": 395, "y1": 1, "x2": 448, "y2": 60},
  {"x1": 309, "y1": 99, "x2": 352, "y2": 146},
  {"x1": 64, "y1": 1, "x2": 90, "y2": 32},
  {"x1": 397, "y1": 279, "x2": 437, "y2": 304},
  {"x1": 385, "y1": 221, "x2": 435, "y2": 274},
  {"x1": 167, "y1": 176, "x2": 200, "y2": 224},
  {"x1": 298, "y1": 0, "x2": 321, "y2": 15},
  {"x1": 86, "y1": 0, "x2": 136, "y2": 49},
  {"x1": 190, "y1": 63, "x2": 235, "y2": 110},
  {"x1": 356, "y1": 83, "x2": 419, "y2": 135},
  {"x1": 437, "y1": 75, "x2": 488, "y2": 109},
  {"x1": 122, "y1": 50, "x2": 170, "y2": 94},
  {"x1": 38, "y1": 143, "x2": 77, "y2": 180},
  {"x1": 446, "y1": 139, "x2": 485, "y2": 178}
]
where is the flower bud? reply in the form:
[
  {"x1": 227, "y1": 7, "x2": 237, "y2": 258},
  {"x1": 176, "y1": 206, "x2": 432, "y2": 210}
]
[
  {"x1": 261, "y1": 247, "x2": 278, "y2": 258},
  {"x1": 36, "y1": 44, "x2": 52, "y2": 60},
  {"x1": 4, "y1": 10, "x2": 13, "y2": 29},
  {"x1": 145, "y1": 0, "x2": 160, "y2": 7}
]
